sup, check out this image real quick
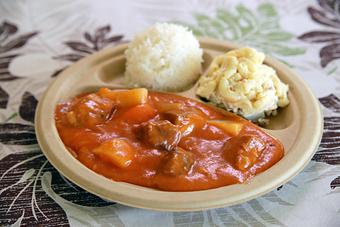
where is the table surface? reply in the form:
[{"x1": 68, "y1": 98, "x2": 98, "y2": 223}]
[{"x1": 0, "y1": 0, "x2": 339, "y2": 226}]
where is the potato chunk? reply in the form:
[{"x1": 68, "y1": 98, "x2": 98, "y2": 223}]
[
  {"x1": 138, "y1": 120, "x2": 181, "y2": 151},
  {"x1": 93, "y1": 139, "x2": 134, "y2": 168},
  {"x1": 98, "y1": 88, "x2": 148, "y2": 108},
  {"x1": 162, "y1": 147, "x2": 194, "y2": 176},
  {"x1": 208, "y1": 120, "x2": 243, "y2": 137}
]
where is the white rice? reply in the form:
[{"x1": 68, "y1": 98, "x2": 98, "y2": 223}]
[{"x1": 125, "y1": 23, "x2": 203, "y2": 91}]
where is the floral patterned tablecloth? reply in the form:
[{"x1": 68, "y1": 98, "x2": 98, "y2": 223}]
[{"x1": 0, "y1": 0, "x2": 340, "y2": 226}]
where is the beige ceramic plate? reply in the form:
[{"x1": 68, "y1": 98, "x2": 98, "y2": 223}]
[{"x1": 35, "y1": 38, "x2": 323, "y2": 211}]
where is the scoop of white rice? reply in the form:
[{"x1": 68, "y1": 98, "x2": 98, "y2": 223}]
[{"x1": 125, "y1": 23, "x2": 203, "y2": 91}]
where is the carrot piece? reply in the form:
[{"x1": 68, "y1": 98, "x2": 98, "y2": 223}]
[
  {"x1": 93, "y1": 139, "x2": 134, "y2": 168},
  {"x1": 117, "y1": 104, "x2": 157, "y2": 124}
]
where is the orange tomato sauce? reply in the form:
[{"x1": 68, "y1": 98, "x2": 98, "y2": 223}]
[{"x1": 55, "y1": 88, "x2": 284, "y2": 191}]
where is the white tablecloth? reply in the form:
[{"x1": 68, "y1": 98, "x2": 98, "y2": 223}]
[{"x1": 0, "y1": 0, "x2": 339, "y2": 226}]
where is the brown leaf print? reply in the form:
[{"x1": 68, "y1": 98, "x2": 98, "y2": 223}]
[
  {"x1": 50, "y1": 170, "x2": 113, "y2": 207},
  {"x1": 94, "y1": 25, "x2": 111, "y2": 42},
  {"x1": 101, "y1": 35, "x2": 125, "y2": 48},
  {"x1": 84, "y1": 32, "x2": 95, "y2": 43},
  {"x1": 64, "y1": 41, "x2": 93, "y2": 54},
  {"x1": 323, "y1": 117, "x2": 340, "y2": 131},
  {"x1": 0, "y1": 54, "x2": 20, "y2": 81},
  {"x1": 314, "y1": 94, "x2": 340, "y2": 189},
  {"x1": 330, "y1": 176, "x2": 340, "y2": 189},
  {"x1": 318, "y1": 0, "x2": 339, "y2": 14},
  {"x1": 0, "y1": 150, "x2": 113, "y2": 226},
  {"x1": 320, "y1": 42, "x2": 340, "y2": 67},
  {"x1": 104, "y1": 35, "x2": 124, "y2": 43},
  {"x1": 0, "y1": 54, "x2": 17, "y2": 69},
  {"x1": 0, "y1": 21, "x2": 18, "y2": 36},
  {"x1": 19, "y1": 92, "x2": 38, "y2": 123},
  {"x1": 299, "y1": 0, "x2": 340, "y2": 67},
  {"x1": 50, "y1": 68, "x2": 65, "y2": 78},
  {"x1": 319, "y1": 94, "x2": 340, "y2": 113},
  {"x1": 54, "y1": 24, "x2": 124, "y2": 67},
  {"x1": 0, "y1": 151, "x2": 70, "y2": 227},
  {"x1": 0, "y1": 92, "x2": 38, "y2": 145},
  {"x1": 308, "y1": 6, "x2": 340, "y2": 29},
  {"x1": 0, "y1": 86, "x2": 9, "y2": 109},
  {"x1": 315, "y1": 119, "x2": 340, "y2": 165},
  {"x1": 0, "y1": 21, "x2": 38, "y2": 81},
  {"x1": 299, "y1": 31, "x2": 340, "y2": 43},
  {"x1": 0, "y1": 32, "x2": 38, "y2": 53},
  {"x1": 54, "y1": 53, "x2": 84, "y2": 62},
  {"x1": 0, "y1": 123, "x2": 37, "y2": 145}
]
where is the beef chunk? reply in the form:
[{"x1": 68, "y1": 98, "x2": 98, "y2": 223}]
[
  {"x1": 138, "y1": 120, "x2": 181, "y2": 151},
  {"x1": 162, "y1": 147, "x2": 194, "y2": 176},
  {"x1": 162, "y1": 109, "x2": 206, "y2": 137},
  {"x1": 224, "y1": 135, "x2": 266, "y2": 171},
  {"x1": 67, "y1": 94, "x2": 115, "y2": 128}
]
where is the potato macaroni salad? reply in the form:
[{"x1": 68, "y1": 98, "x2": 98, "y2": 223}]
[{"x1": 196, "y1": 47, "x2": 289, "y2": 122}]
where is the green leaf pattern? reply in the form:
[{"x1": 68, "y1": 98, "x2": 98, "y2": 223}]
[{"x1": 179, "y1": 3, "x2": 305, "y2": 57}]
